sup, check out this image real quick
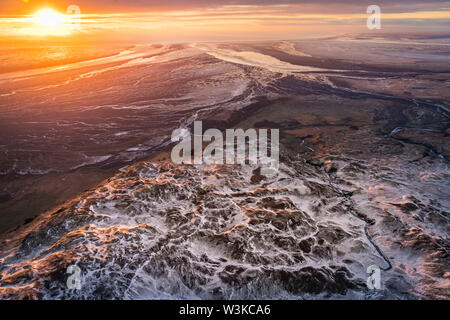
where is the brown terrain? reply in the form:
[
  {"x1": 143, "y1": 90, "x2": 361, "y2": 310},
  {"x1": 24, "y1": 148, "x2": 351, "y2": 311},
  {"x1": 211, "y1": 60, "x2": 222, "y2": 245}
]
[{"x1": 0, "y1": 38, "x2": 448, "y2": 299}]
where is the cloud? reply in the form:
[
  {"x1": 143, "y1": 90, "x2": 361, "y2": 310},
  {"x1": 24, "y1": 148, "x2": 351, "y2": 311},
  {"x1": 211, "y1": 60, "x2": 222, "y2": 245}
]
[
  {"x1": 1, "y1": 0, "x2": 450, "y2": 14},
  {"x1": 1, "y1": 0, "x2": 449, "y2": 41}
]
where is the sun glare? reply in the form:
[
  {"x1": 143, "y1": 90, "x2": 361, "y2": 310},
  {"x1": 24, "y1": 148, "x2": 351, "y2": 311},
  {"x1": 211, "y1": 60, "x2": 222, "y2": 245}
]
[
  {"x1": 32, "y1": 8, "x2": 66, "y2": 27},
  {"x1": 25, "y1": 8, "x2": 78, "y2": 36}
]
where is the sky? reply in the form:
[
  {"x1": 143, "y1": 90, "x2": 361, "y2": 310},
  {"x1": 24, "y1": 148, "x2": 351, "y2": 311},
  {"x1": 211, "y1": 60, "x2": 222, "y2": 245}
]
[
  {"x1": 1, "y1": 1, "x2": 449, "y2": 13},
  {"x1": 0, "y1": 0, "x2": 449, "y2": 42}
]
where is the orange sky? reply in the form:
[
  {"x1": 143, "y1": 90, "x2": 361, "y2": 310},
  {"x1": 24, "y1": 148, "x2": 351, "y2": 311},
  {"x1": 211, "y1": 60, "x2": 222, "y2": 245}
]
[{"x1": 0, "y1": 1, "x2": 449, "y2": 42}]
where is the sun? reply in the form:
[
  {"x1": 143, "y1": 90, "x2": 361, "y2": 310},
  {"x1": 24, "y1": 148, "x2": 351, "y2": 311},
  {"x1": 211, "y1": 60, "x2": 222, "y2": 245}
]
[
  {"x1": 32, "y1": 8, "x2": 66, "y2": 27},
  {"x1": 25, "y1": 8, "x2": 78, "y2": 36}
]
